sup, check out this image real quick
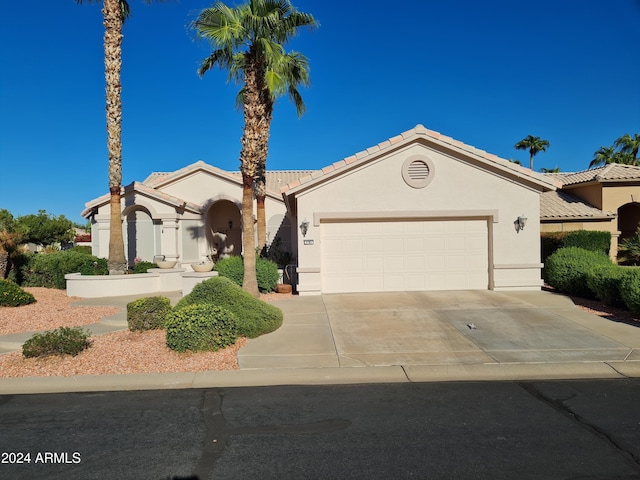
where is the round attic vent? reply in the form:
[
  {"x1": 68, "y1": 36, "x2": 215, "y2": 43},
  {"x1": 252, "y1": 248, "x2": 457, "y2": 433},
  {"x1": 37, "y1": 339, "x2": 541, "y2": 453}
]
[{"x1": 402, "y1": 155, "x2": 434, "y2": 188}]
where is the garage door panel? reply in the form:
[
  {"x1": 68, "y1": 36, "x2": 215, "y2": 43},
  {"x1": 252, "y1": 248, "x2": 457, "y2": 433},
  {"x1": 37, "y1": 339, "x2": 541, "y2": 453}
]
[{"x1": 321, "y1": 219, "x2": 488, "y2": 293}]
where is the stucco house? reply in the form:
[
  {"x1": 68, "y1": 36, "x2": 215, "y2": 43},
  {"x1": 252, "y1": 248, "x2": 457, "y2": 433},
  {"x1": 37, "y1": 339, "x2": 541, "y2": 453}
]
[
  {"x1": 540, "y1": 164, "x2": 640, "y2": 258},
  {"x1": 83, "y1": 124, "x2": 563, "y2": 295}
]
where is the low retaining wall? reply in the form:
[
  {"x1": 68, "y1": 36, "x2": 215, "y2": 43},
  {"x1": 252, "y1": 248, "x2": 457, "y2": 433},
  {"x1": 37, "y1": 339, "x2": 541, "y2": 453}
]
[{"x1": 65, "y1": 269, "x2": 218, "y2": 298}]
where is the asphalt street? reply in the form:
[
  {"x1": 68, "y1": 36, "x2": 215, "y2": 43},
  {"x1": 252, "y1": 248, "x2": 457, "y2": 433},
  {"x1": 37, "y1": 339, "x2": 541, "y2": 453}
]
[{"x1": 1, "y1": 379, "x2": 640, "y2": 480}]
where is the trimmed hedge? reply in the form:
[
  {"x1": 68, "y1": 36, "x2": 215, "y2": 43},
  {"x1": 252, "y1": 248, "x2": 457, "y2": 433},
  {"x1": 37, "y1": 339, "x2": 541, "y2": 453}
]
[
  {"x1": 23, "y1": 250, "x2": 107, "y2": 289},
  {"x1": 215, "y1": 256, "x2": 279, "y2": 293},
  {"x1": 127, "y1": 296, "x2": 172, "y2": 331},
  {"x1": 0, "y1": 279, "x2": 36, "y2": 307},
  {"x1": 543, "y1": 247, "x2": 611, "y2": 297},
  {"x1": 175, "y1": 276, "x2": 283, "y2": 338},
  {"x1": 541, "y1": 230, "x2": 611, "y2": 263},
  {"x1": 22, "y1": 327, "x2": 91, "y2": 358},
  {"x1": 165, "y1": 304, "x2": 238, "y2": 352},
  {"x1": 620, "y1": 269, "x2": 640, "y2": 316},
  {"x1": 585, "y1": 264, "x2": 625, "y2": 307}
]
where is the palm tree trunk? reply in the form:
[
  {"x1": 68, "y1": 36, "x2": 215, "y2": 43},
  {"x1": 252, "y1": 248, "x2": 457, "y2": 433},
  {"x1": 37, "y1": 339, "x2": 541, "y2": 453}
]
[
  {"x1": 529, "y1": 152, "x2": 534, "y2": 170},
  {"x1": 255, "y1": 100, "x2": 273, "y2": 253},
  {"x1": 103, "y1": 0, "x2": 127, "y2": 274},
  {"x1": 241, "y1": 173, "x2": 259, "y2": 297},
  {"x1": 256, "y1": 193, "x2": 266, "y2": 251}
]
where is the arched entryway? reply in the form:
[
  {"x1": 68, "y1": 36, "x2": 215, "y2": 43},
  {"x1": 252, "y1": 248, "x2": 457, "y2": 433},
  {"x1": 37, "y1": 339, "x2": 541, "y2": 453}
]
[
  {"x1": 124, "y1": 208, "x2": 155, "y2": 264},
  {"x1": 206, "y1": 200, "x2": 242, "y2": 259},
  {"x1": 618, "y1": 202, "x2": 640, "y2": 241}
]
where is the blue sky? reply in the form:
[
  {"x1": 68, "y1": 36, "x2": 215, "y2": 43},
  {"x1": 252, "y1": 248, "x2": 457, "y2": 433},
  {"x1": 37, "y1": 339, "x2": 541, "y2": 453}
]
[{"x1": 1, "y1": 0, "x2": 639, "y2": 224}]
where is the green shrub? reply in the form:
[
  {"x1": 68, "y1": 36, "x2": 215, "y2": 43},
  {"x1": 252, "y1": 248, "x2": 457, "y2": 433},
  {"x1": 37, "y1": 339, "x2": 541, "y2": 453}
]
[
  {"x1": 619, "y1": 269, "x2": 640, "y2": 316},
  {"x1": 563, "y1": 230, "x2": 611, "y2": 255},
  {"x1": 0, "y1": 279, "x2": 36, "y2": 307},
  {"x1": 23, "y1": 250, "x2": 106, "y2": 289},
  {"x1": 541, "y1": 232, "x2": 569, "y2": 264},
  {"x1": 127, "y1": 296, "x2": 172, "y2": 331},
  {"x1": 22, "y1": 327, "x2": 92, "y2": 358},
  {"x1": 543, "y1": 247, "x2": 611, "y2": 297},
  {"x1": 165, "y1": 304, "x2": 238, "y2": 352},
  {"x1": 132, "y1": 261, "x2": 157, "y2": 274},
  {"x1": 585, "y1": 264, "x2": 625, "y2": 307},
  {"x1": 261, "y1": 236, "x2": 293, "y2": 268},
  {"x1": 617, "y1": 231, "x2": 640, "y2": 266},
  {"x1": 175, "y1": 276, "x2": 283, "y2": 338},
  {"x1": 68, "y1": 246, "x2": 92, "y2": 255},
  {"x1": 6, "y1": 251, "x2": 33, "y2": 285},
  {"x1": 215, "y1": 256, "x2": 279, "y2": 292},
  {"x1": 78, "y1": 257, "x2": 108, "y2": 276}
]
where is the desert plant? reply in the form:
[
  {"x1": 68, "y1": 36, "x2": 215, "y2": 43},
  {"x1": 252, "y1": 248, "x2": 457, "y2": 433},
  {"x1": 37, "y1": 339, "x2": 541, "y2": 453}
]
[
  {"x1": 619, "y1": 269, "x2": 640, "y2": 316},
  {"x1": 543, "y1": 247, "x2": 611, "y2": 297},
  {"x1": 618, "y1": 230, "x2": 640, "y2": 266},
  {"x1": 174, "y1": 276, "x2": 283, "y2": 338},
  {"x1": 215, "y1": 256, "x2": 279, "y2": 292},
  {"x1": 127, "y1": 296, "x2": 172, "y2": 331},
  {"x1": 165, "y1": 304, "x2": 238, "y2": 353},
  {"x1": 0, "y1": 279, "x2": 36, "y2": 307},
  {"x1": 585, "y1": 264, "x2": 625, "y2": 307},
  {"x1": 78, "y1": 257, "x2": 109, "y2": 276},
  {"x1": 22, "y1": 326, "x2": 92, "y2": 358}
]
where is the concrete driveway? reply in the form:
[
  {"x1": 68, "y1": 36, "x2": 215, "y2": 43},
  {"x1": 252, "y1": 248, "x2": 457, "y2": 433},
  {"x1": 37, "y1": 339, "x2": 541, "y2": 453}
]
[{"x1": 238, "y1": 290, "x2": 640, "y2": 371}]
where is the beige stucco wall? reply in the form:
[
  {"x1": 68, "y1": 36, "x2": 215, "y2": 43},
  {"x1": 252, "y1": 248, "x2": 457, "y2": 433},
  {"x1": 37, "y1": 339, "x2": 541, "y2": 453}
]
[
  {"x1": 89, "y1": 171, "x2": 288, "y2": 265},
  {"x1": 293, "y1": 142, "x2": 545, "y2": 294}
]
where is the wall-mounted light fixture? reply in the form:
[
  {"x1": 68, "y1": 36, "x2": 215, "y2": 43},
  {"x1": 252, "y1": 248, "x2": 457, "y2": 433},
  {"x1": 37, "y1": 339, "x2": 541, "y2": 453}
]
[
  {"x1": 228, "y1": 220, "x2": 233, "y2": 230},
  {"x1": 514, "y1": 214, "x2": 527, "y2": 233},
  {"x1": 299, "y1": 219, "x2": 310, "y2": 237}
]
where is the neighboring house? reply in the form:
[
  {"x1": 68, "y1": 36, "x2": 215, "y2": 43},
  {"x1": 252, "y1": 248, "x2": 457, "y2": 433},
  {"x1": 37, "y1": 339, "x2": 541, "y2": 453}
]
[
  {"x1": 540, "y1": 164, "x2": 640, "y2": 258},
  {"x1": 83, "y1": 124, "x2": 559, "y2": 295}
]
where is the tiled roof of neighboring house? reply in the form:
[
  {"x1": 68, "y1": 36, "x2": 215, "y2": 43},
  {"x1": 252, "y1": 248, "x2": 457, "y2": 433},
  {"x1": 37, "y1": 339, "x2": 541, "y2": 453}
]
[
  {"x1": 281, "y1": 124, "x2": 559, "y2": 194},
  {"x1": 545, "y1": 163, "x2": 640, "y2": 186},
  {"x1": 540, "y1": 190, "x2": 616, "y2": 220}
]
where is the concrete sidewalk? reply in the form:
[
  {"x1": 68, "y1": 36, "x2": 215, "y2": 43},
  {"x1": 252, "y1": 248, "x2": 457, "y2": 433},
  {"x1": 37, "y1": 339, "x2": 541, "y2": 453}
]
[{"x1": 1, "y1": 290, "x2": 640, "y2": 394}]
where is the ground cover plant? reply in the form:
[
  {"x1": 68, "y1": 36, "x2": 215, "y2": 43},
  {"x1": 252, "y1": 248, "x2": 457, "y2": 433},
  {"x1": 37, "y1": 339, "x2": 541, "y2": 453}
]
[
  {"x1": 175, "y1": 276, "x2": 283, "y2": 338},
  {"x1": 22, "y1": 326, "x2": 92, "y2": 358},
  {"x1": 0, "y1": 279, "x2": 36, "y2": 307}
]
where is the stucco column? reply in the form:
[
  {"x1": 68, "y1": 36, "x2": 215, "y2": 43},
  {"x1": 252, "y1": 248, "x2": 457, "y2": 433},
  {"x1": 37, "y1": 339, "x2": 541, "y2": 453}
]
[
  {"x1": 160, "y1": 218, "x2": 179, "y2": 262},
  {"x1": 93, "y1": 214, "x2": 111, "y2": 259}
]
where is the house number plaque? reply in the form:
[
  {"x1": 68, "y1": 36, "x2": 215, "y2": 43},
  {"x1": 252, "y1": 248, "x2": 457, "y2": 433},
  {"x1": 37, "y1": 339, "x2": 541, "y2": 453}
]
[{"x1": 303, "y1": 239, "x2": 314, "y2": 245}]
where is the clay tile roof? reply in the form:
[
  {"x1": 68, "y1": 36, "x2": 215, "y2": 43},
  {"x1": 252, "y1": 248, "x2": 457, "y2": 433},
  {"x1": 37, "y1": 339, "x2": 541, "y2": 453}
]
[
  {"x1": 281, "y1": 124, "x2": 557, "y2": 193},
  {"x1": 540, "y1": 190, "x2": 615, "y2": 219},
  {"x1": 228, "y1": 170, "x2": 319, "y2": 193},
  {"x1": 545, "y1": 163, "x2": 640, "y2": 186}
]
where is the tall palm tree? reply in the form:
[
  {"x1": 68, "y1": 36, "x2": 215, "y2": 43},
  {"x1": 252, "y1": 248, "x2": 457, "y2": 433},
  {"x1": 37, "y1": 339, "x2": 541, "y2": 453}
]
[
  {"x1": 614, "y1": 133, "x2": 640, "y2": 166},
  {"x1": 514, "y1": 135, "x2": 550, "y2": 170},
  {"x1": 254, "y1": 51, "x2": 310, "y2": 252},
  {"x1": 194, "y1": 0, "x2": 317, "y2": 296},
  {"x1": 77, "y1": 0, "x2": 160, "y2": 274},
  {"x1": 590, "y1": 145, "x2": 617, "y2": 168}
]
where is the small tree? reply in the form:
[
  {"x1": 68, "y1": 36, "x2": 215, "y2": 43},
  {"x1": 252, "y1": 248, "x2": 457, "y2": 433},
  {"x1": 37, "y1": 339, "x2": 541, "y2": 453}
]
[{"x1": 16, "y1": 210, "x2": 74, "y2": 248}]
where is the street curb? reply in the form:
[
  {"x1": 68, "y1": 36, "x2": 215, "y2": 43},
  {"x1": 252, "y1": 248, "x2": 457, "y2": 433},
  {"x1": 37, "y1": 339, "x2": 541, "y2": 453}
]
[{"x1": 1, "y1": 362, "x2": 639, "y2": 395}]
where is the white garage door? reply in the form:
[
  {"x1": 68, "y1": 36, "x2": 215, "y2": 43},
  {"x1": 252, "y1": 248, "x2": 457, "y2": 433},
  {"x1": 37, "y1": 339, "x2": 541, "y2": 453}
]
[{"x1": 321, "y1": 219, "x2": 488, "y2": 293}]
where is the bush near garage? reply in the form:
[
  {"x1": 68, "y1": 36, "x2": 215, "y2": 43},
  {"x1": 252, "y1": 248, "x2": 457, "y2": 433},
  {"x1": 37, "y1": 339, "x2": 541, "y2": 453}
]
[
  {"x1": 127, "y1": 296, "x2": 172, "y2": 331},
  {"x1": 174, "y1": 276, "x2": 283, "y2": 338},
  {"x1": 585, "y1": 264, "x2": 625, "y2": 307},
  {"x1": 619, "y1": 269, "x2": 640, "y2": 316},
  {"x1": 543, "y1": 247, "x2": 612, "y2": 298},
  {"x1": 22, "y1": 327, "x2": 92, "y2": 358},
  {"x1": 541, "y1": 230, "x2": 611, "y2": 264},
  {"x1": 214, "y1": 256, "x2": 279, "y2": 293},
  {"x1": 165, "y1": 304, "x2": 238, "y2": 353},
  {"x1": 0, "y1": 279, "x2": 36, "y2": 307},
  {"x1": 23, "y1": 250, "x2": 107, "y2": 289}
]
